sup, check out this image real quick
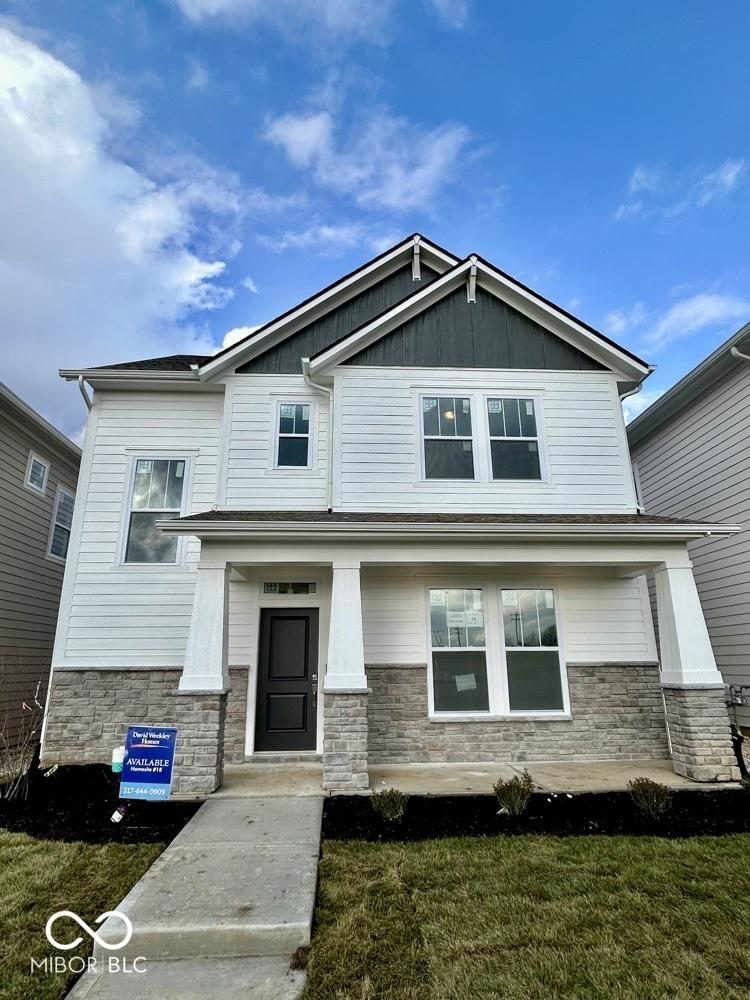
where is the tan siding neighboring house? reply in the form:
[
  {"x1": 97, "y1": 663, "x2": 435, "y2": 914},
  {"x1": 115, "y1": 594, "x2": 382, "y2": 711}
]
[
  {"x1": 628, "y1": 323, "x2": 750, "y2": 726},
  {"x1": 0, "y1": 383, "x2": 80, "y2": 743}
]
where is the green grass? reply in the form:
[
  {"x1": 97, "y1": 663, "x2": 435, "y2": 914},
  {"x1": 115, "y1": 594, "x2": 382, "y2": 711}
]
[
  {"x1": 0, "y1": 829, "x2": 164, "y2": 1000},
  {"x1": 304, "y1": 836, "x2": 750, "y2": 1000}
]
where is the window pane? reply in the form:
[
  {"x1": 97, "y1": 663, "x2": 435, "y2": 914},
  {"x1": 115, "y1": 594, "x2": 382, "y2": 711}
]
[
  {"x1": 502, "y1": 590, "x2": 522, "y2": 647},
  {"x1": 520, "y1": 398, "x2": 537, "y2": 436},
  {"x1": 165, "y1": 461, "x2": 185, "y2": 510},
  {"x1": 438, "y1": 397, "x2": 458, "y2": 437},
  {"x1": 125, "y1": 511, "x2": 179, "y2": 563},
  {"x1": 455, "y1": 398, "x2": 472, "y2": 437},
  {"x1": 503, "y1": 397, "x2": 521, "y2": 437},
  {"x1": 132, "y1": 460, "x2": 153, "y2": 509},
  {"x1": 487, "y1": 399, "x2": 505, "y2": 437},
  {"x1": 278, "y1": 437, "x2": 309, "y2": 467},
  {"x1": 295, "y1": 404, "x2": 310, "y2": 435},
  {"x1": 432, "y1": 651, "x2": 489, "y2": 713},
  {"x1": 56, "y1": 492, "x2": 75, "y2": 529},
  {"x1": 429, "y1": 592, "x2": 449, "y2": 647},
  {"x1": 148, "y1": 460, "x2": 168, "y2": 509},
  {"x1": 490, "y1": 440, "x2": 541, "y2": 479},
  {"x1": 29, "y1": 459, "x2": 46, "y2": 490},
  {"x1": 279, "y1": 404, "x2": 295, "y2": 434},
  {"x1": 424, "y1": 440, "x2": 474, "y2": 479},
  {"x1": 519, "y1": 589, "x2": 540, "y2": 646},
  {"x1": 50, "y1": 524, "x2": 70, "y2": 559},
  {"x1": 422, "y1": 397, "x2": 439, "y2": 436},
  {"x1": 537, "y1": 590, "x2": 558, "y2": 646},
  {"x1": 507, "y1": 650, "x2": 564, "y2": 711}
]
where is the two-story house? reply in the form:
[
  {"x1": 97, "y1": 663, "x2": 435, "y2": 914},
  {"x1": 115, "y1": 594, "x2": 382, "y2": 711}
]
[{"x1": 41, "y1": 236, "x2": 740, "y2": 794}]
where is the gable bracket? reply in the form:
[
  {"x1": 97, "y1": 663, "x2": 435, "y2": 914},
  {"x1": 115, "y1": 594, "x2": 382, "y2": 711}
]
[
  {"x1": 412, "y1": 235, "x2": 421, "y2": 281},
  {"x1": 467, "y1": 255, "x2": 478, "y2": 304}
]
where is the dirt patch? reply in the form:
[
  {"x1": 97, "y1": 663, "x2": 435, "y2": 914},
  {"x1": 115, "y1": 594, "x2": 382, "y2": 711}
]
[
  {"x1": 0, "y1": 764, "x2": 199, "y2": 843},
  {"x1": 323, "y1": 787, "x2": 750, "y2": 841}
]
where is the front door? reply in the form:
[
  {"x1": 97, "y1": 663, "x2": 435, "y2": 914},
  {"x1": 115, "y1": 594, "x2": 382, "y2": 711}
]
[{"x1": 255, "y1": 608, "x2": 318, "y2": 752}]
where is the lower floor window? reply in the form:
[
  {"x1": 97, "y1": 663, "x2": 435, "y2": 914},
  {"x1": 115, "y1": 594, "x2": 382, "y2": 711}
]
[{"x1": 428, "y1": 585, "x2": 567, "y2": 715}]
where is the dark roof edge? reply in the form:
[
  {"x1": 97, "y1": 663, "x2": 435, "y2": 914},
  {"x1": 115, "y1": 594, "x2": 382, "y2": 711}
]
[{"x1": 627, "y1": 320, "x2": 750, "y2": 447}]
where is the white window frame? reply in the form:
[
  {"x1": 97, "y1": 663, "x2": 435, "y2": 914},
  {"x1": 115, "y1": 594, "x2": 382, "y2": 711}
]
[
  {"x1": 117, "y1": 455, "x2": 192, "y2": 567},
  {"x1": 46, "y1": 485, "x2": 75, "y2": 563},
  {"x1": 484, "y1": 393, "x2": 547, "y2": 483},
  {"x1": 499, "y1": 585, "x2": 570, "y2": 717},
  {"x1": 272, "y1": 400, "x2": 314, "y2": 472},
  {"x1": 418, "y1": 393, "x2": 478, "y2": 482},
  {"x1": 24, "y1": 450, "x2": 50, "y2": 496},
  {"x1": 423, "y1": 581, "x2": 570, "y2": 720}
]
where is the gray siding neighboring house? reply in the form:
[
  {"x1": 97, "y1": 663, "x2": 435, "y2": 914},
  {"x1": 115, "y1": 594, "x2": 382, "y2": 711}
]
[
  {"x1": 0, "y1": 382, "x2": 80, "y2": 743},
  {"x1": 628, "y1": 322, "x2": 750, "y2": 727}
]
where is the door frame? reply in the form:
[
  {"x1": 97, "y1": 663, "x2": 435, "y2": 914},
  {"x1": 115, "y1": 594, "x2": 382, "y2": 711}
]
[{"x1": 243, "y1": 571, "x2": 328, "y2": 757}]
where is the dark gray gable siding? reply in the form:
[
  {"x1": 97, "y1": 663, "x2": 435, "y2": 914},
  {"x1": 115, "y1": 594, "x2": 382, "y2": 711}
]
[
  {"x1": 236, "y1": 263, "x2": 438, "y2": 374},
  {"x1": 343, "y1": 286, "x2": 606, "y2": 370}
]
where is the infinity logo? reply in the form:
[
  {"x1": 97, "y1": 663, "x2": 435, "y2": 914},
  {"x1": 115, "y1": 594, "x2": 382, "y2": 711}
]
[{"x1": 45, "y1": 910, "x2": 133, "y2": 951}]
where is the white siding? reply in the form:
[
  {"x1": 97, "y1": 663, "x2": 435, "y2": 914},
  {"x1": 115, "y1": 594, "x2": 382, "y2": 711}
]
[
  {"x1": 334, "y1": 367, "x2": 637, "y2": 512},
  {"x1": 56, "y1": 390, "x2": 223, "y2": 668},
  {"x1": 222, "y1": 376, "x2": 328, "y2": 509}
]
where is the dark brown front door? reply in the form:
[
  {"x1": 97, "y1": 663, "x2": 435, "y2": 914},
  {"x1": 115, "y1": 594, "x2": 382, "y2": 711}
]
[{"x1": 255, "y1": 608, "x2": 318, "y2": 752}]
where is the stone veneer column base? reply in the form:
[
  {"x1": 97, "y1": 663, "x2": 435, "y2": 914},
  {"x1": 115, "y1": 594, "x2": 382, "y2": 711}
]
[
  {"x1": 323, "y1": 690, "x2": 369, "y2": 791},
  {"x1": 42, "y1": 669, "x2": 227, "y2": 797},
  {"x1": 662, "y1": 684, "x2": 740, "y2": 782}
]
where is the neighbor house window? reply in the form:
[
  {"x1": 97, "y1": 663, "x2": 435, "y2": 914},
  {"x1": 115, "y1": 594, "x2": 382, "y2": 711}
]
[
  {"x1": 501, "y1": 588, "x2": 565, "y2": 711},
  {"x1": 48, "y1": 487, "x2": 75, "y2": 560},
  {"x1": 125, "y1": 458, "x2": 186, "y2": 564},
  {"x1": 422, "y1": 397, "x2": 474, "y2": 479},
  {"x1": 277, "y1": 403, "x2": 311, "y2": 467},
  {"x1": 263, "y1": 582, "x2": 317, "y2": 594},
  {"x1": 487, "y1": 398, "x2": 541, "y2": 480},
  {"x1": 25, "y1": 452, "x2": 49, "y2": 494},
  {"x1": 429, "y1": 588, "x2": 489, "y2": 713}
]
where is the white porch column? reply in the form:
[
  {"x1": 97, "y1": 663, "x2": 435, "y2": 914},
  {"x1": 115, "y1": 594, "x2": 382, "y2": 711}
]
[
  {"x1": 324, "y1": 558, "x2": 368, "y2": 691},
  {"x1": 179, "y1": 564, "x2": 230, "y2": 692},
  {"x1": 654, "y1": 564, "x2": 724, "y2": 686}
]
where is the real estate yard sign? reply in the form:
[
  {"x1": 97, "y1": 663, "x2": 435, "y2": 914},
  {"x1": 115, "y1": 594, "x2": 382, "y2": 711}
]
[{"x1": 120, "y1": 726, "x2": 177, "y2": 801}]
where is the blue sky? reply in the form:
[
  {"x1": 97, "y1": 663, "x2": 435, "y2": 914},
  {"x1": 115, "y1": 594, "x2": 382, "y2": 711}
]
[{"x1": 1, "y1": 0, "x2": 749, "y2": 436}]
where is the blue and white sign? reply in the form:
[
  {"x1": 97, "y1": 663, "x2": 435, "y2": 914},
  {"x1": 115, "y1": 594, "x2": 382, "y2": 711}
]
[{"x1": 120, "y1": 726, "x2": 177, "y2": 801}]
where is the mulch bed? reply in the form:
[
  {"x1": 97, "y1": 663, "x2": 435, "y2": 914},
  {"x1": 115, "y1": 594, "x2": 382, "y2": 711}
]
[
  {"x1": 0, "y1": 764, "x2": 199, "y2": 844},
  {"x1": 324, "y1": 788, "x2": 750, "y2": 841}
]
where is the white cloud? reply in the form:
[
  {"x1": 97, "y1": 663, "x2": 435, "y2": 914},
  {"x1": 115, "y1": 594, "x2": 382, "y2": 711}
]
[
  {"x1": 257, "y1": 222, "x2": 367, "y2": 255},
  {"x1": 0, "y1": 26, "x2": 245, "y2": 434},
  {"x1": 221, "y1": 324, "x2": 261, "y2": 349},
  {"x1": 242, "y1": 275, "x2": 258, "y2": 293},
  {"x1": 264, "y1": 108, "x2": 471, "y2": 212},
  {"x1": 628, "y1": 164, "x2": 660, "y2": 195},
  {"x1": 186, "y1": 56, "x2": 209, "y2": 93},
  {"x1": 428, "y1": 0, "x2": 469, "y2": 28},
  {"x1": 696, "y1": 159, "x2": 744, "y2": 207},
  {"x1": 615, "y1": 159, "x2": 746, "y2": 221},
  {"x1": 645, "y1": 293, "x2": 750, "y2": 350},
  {"x1": 605, "y1": 301, "x2": 647, "y2": 335},
  {"x1": 622, "y1": 388, "x2": 665, "y2": 424}
]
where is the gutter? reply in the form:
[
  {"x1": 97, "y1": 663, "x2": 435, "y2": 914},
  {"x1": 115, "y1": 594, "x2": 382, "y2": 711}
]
[
  {"x1": 301, "y1": 357, "x2": 334, "y2": 511},
  {"x1": 60, "y1": 369, "x2": 201, "y2": 383}
]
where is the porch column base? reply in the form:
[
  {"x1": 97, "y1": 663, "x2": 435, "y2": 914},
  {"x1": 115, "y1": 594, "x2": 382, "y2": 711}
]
[
  {"x1": 662, "y1": 684, "x2": 740, "y2": 783},
  {"x1": 323, "y1": 689, "x2": 370, "y2": 791}
]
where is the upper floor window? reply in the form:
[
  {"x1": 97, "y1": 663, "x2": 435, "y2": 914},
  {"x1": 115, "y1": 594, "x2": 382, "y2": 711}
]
[
  {"x1": 422, "y1": 396, "x2": 474, "y2": 479},
  {"x1": 125, "y1": 458, "x2": 186, "y2": 564},
  {"x1": 277, "y1": 403, "x2": 311, "y2": 468},
  {"x1": 25, "y1": 451, "x2": 49, "y2": 494},
  {"x1": 48, "y1": 486, "x2": 75, "y2": 561},
  {"x1": 487, "y1": 397, "x2": 541, "y2": 480},
  {"x1": 501, "y1": 588, "x2": 564, "y2": 712}
]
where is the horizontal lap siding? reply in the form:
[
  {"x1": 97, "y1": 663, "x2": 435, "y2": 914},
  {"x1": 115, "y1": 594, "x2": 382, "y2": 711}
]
[
  {"x1": 335, "y1": 368, "x2": 635, "y2": 512},
  {"x1": 631, "y1": 361, "x2": 750, "y2": 703},
  {"x1": 61, "y1": 391, "x2": 222, "y2": 667}
]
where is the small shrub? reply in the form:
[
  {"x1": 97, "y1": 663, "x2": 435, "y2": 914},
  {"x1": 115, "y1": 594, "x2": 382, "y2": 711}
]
[
  {"x1": 493, "y1": 770, "x2": 535, "y2": 816},
  {"x1": 627, "y1": 776, "x2": 673, "y2": 818},
  {"x1": 371, "y1": 787, "x2": 408, "y2": 822}
]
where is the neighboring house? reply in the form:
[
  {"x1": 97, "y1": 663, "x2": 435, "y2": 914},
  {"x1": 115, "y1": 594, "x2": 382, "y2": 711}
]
[
  {"x1": 41, "y1": 235, "x2": 740, "y2": 794},
  {"x1": 628, "y1": 322, "x2": 750, "y2": 732},
  {"x1": 0, "y1": 382, "x2": 80, "y2": 744}
]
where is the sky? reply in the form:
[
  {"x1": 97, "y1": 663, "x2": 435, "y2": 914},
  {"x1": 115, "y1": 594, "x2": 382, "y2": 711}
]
[{"x1": 1, "y1": 0, "x2": 749, "y2": 439}]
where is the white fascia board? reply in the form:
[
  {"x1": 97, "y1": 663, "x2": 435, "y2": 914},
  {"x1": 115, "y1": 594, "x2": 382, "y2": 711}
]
[
  {"x1": 198, "y1": 236, "x2": 459, "y2": 381},
  {"x1": 157, "y1": 519, "x2": 741, "y2": 543}
]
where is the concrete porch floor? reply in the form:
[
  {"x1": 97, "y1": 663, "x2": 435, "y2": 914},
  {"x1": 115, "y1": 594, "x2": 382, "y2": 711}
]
[{"x1": 215, "y1": 758, "x2": 734, "y2": 798}]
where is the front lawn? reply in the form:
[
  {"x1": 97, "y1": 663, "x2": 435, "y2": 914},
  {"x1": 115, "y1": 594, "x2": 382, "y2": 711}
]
[
  {"x1": 0, "y1": 829, "x2": 163, "y2": 1000},
  {"x1": 304, "y1": 835, "x2": 750, "y2": 999}
]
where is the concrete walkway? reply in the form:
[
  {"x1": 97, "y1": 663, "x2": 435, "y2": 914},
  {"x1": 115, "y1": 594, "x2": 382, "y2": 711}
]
[{"x1": 68, "y1": 796, "x2": 322, "y2": 999}]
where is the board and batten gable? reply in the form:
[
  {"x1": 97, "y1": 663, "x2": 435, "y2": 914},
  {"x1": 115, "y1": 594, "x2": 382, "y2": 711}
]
[{"x1": 630, "y1": 358, "x2": 750, "y2": 719}]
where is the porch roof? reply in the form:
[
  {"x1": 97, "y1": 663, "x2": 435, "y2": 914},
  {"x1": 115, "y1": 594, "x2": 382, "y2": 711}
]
[{"x1": 159, "y1": 510, "x2": 740, "y2": 543}]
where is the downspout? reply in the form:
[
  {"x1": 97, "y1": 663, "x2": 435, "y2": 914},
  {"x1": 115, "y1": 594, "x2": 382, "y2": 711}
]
[
  {"x1": 620, "y1": 381, "x2": 646, "y2": 513},
  {"x1": 301, "y1": 357, "x2": 334, "y2": 512},
  {"x1": 77, "y1": 375, "x2": 93, "y2": 411}
]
